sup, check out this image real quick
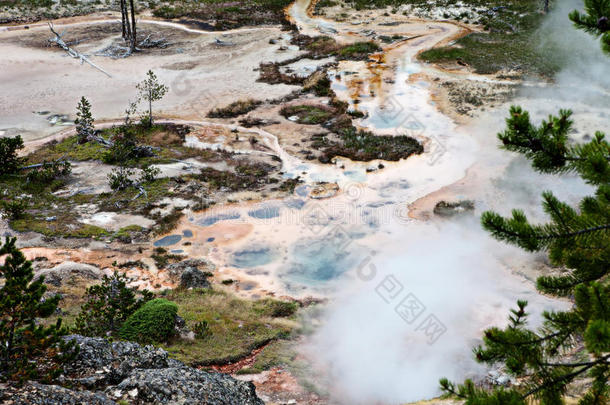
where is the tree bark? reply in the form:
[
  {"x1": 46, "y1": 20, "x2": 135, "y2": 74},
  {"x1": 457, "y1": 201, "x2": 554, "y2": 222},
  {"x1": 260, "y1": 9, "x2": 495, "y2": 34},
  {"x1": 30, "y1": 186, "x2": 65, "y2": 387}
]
[
  {"x1": 129, "y1": 0, "x2": 137, "y2": 52},
  {"x1": 120, "y1": 0, "x2": 127, "y2": 39}
]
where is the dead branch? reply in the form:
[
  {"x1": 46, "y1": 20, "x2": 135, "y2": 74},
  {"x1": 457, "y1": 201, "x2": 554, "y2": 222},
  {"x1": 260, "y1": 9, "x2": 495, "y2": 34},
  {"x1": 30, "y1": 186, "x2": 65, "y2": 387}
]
[
  {"x1": 20, "y1": 156, "x2": 68, "y2": 170},
  {"x1": 132, "y1": 184, "x2": 148, "y2": 200},
  {"x1": 88, "y1": 133, "x2": 114, "y2": 147},
  {"x1": 138, "y1": 35, "x2": 170, "y2": 49},
  {"x1": 47, "y1": 22, "x2": 112, "y2": 78},
  {"x1": 94, "y1": 44, "x2": 133, "y2": 59},
  {"x1": 214, "y1": 38, "x2": 235, "y2": 46},
  {"x1": 95, "y1": 34, "x2": 169, "y2": 59}
]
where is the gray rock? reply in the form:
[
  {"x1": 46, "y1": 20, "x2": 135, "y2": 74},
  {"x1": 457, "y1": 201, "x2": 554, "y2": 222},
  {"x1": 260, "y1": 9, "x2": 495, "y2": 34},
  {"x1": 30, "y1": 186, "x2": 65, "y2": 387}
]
[
  {"x1": 174, "y1": 315, "x2": 195, "y2": 341},
  {"x1": 0, "y1": 381, "x2": 116, "y2": 404},
  {"x1": 112, "y1": 367, "x2": 263, "y2": 404},
  {"x1": 166, "y1": 259, "x2": 214, "y2": 287},
  {"x1": 65, "y1": 335, "x2": 179, "y2": 379},
  {"x1": 35, "y1": 261, "x2": 104, "y2": 287},
  {"x1": 2, "y1": 335, "x2": 264, "y2": 404},
  {"x1": 180, "y1": 267, "x2": 211, "y2": 289},
  {"x1": 433, "y1": 200, "x2": 475, "y2": 217}
]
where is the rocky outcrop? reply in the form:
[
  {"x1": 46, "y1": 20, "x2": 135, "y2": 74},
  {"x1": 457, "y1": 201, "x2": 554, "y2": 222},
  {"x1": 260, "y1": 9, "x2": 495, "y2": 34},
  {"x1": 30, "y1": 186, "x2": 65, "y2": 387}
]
[
  {"x1": 309, "y1": 182, "x2": 339, "y2": 199},
  {"x1": 179, "y1": 267, "x2": 211, "y2": 289},
  {"x1": 35, "y1": 261, "x2": 105, "y2": 286},
  {"x1": 113, "y1": 367, "x2": 261, "y2": 404},
  {"x1": 1, "y1": 335, "x2": 264, "y2": 405},
  {"x1": 1, "y1": 381, "x2": 116, "y2": 405},
  {"x1": 433, "y1": 200, "x2": 475, "y2": 217},
  {"x1": 166, "y1": 259, "x2": 214, "y2": 289}
]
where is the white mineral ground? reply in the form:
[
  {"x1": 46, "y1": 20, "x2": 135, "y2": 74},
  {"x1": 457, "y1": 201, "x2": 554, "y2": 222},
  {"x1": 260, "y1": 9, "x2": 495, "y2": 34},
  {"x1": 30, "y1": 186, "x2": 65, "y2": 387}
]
[{"x1": 1, "y1": 0, "x2": 609, "y2": 403}]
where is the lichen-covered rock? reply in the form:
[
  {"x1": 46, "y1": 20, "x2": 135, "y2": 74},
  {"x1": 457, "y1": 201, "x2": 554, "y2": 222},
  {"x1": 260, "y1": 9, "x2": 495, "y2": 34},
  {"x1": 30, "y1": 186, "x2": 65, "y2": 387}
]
[
  {"x1": 64, "y1": 335, "x2": 181, "y2": 388},
  {"x1": 111, "y1": 367, "x2": 263, "y2": 404},
  {"x1": 166, "y1": 259, "x2": 214, "y2": 288},
  {"x1": 0, "y1": 335, "x2": 264, "y2": 404},
  {"x1": 0, "y1": 381, "x2": 116, "y2": 405},
  {"x1": 179, "y1": 267, "x2": 211, "y2": 289}
]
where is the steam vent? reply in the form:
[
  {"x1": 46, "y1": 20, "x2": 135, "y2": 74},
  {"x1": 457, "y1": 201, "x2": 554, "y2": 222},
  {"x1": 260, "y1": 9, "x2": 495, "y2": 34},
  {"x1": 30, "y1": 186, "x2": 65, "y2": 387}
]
[{"x1": 1, "y1": 0, "x2": 608, "y2": 403}]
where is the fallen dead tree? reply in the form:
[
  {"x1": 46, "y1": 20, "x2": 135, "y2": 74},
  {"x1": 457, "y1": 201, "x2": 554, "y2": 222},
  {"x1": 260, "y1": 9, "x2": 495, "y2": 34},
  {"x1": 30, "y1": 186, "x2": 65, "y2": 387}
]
[
  {"x1": 19, "y1": 157, "x2": 67, "y2": 171},
  {"x1": 47, "y1": 22, "x2": 111, "y2": 78},
  {"x1": 95, "y1": 33, "x2": 170, "y2": 59}
]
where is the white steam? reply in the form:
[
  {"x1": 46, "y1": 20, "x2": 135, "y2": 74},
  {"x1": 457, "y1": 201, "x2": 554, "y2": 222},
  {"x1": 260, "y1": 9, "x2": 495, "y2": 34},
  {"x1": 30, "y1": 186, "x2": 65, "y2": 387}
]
[
  {"x1": 300, "y1": 0, "x2": 609, "y2": 403},
  {"x1": 303, "y1": 219, "x2": 569, "y2": 403}
]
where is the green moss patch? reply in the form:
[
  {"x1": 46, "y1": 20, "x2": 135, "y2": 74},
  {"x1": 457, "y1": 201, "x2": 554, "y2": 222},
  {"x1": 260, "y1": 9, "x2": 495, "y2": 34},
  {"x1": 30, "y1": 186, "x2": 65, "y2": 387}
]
[
  {"x1": 280, "y1": 105, "x2": 335, "y2": 125},
  {"x1": 320, "y1": 128, "x2": 423, "y2": 162},
  {"x1": 337, "y1": 41, "x2": 382, "y2": 60},
  {"x1": 207, "y1": 99, "x2": 263, "y2": 118},
  {"x1": 199, "y1": 163, "x2": 277, "y2": 192}
]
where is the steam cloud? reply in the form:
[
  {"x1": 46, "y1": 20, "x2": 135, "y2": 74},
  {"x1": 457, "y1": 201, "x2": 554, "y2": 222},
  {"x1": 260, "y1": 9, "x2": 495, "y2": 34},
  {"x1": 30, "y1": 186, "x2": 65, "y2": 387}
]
[{"x1": 301, "y1": 0, "x2": 609, "y2": 402}]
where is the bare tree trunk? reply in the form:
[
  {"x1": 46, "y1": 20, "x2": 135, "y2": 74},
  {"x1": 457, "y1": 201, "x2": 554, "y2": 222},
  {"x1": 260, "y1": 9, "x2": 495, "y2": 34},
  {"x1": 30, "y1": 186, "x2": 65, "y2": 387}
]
[
  {"x1": 129, "y1": 0, "x2": 137, "y2": 52},
  {"x1": 149, "y1": 89, "x2": 153, "y2": 126},
  {"x1": 120, "y1": 0, "x2": 127, "y2": 39}
]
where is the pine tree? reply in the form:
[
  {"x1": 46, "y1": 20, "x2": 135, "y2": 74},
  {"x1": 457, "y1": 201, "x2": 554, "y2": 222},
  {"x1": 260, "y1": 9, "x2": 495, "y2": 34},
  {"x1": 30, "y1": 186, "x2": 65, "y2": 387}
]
[
  {"x1": 440, "y1": 3, "x2": 609, "y2": 403},
  {"x1": 0, "y1": 237, "x2": 77, "y2": 384},
  {"x1": 0, "y1": 135, "x2": 24, "y2": 175},
  {"x1": 569, "y1": 0, "x2": 610, "y2": 54},
  {"x1": 74, "y1": 272, "x2": 153, "y2": 337},
  {"x1": 440, "y1": 110, "x2": 609, "y2": 405},
  {"x1": 136, "y1": 70, "x2": 168, "y2": 127},
  {"x1": 75, "y1": 96, "x2": 94, "y2": 144}
]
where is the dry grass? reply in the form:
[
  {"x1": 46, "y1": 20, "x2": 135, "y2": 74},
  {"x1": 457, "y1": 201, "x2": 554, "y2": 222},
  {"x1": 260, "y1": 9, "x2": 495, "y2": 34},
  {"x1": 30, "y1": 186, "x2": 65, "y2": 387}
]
[{"x1": 162, "y1": 288, "x2": 298, "y2": 366}]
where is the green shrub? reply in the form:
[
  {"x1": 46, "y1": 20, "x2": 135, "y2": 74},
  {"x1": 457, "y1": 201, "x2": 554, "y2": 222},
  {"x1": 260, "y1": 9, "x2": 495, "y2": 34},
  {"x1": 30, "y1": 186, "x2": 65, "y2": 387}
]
[
  {"x1": 153, "y1": 5, "x2": 187, "y2": 19},
  {"x1": 254, "y1": 299, "x2": 298, "y2": 318},
  {"x1": 119, "y1": 298, "x2": 178, "y2": 344},
  {"x1": 280, "y1": 105, "x2": 335, "y2": 125},
  {"x1": 25, "y1": 161, "x2": 71, "y2": 183},
  {"x1": 108, "y1": 166, "x2": 134, "y2": 191},
  {"x1": 193, "y1": 320, "x2": 210, "y2": 339},
  {"x1": 103, "y1": 128, "x2": 137, "y2": 164},
  {"x1": 139, "y1": 165, "x2": 160, "y2": 183},
  {"x1": 0, "y1": 199, "x2": 28, "y2": 220}
]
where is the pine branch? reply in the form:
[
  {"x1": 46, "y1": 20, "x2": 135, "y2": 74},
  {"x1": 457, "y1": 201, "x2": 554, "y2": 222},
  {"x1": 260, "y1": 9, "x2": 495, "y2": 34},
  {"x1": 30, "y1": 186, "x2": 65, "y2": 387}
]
[
  {"x1": 542, "y1": 354, "x2": 610, "y2": 368},
  {"x1": 523, "y1": 359, "x2": 604, "y2": 399}
]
